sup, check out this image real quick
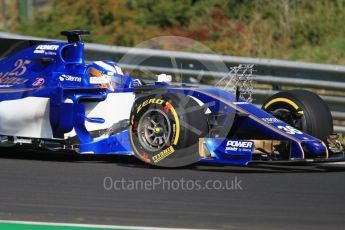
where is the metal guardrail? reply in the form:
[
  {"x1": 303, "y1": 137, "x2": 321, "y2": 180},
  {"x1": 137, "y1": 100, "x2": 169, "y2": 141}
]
[{"x1": 1, "y1": 32, "x2": 345, "y2": 132}]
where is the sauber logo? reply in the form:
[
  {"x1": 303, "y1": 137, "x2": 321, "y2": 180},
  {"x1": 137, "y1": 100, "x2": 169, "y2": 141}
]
[{"x1": 136, "y1": 98, "x2": 165, "y2": 114}]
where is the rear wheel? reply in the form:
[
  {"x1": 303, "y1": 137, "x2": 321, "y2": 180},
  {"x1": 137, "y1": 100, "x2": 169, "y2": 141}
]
[
  {"x1": 262, "y1": 90, "x2": 333, "y2": 143},
  {"x1": 129, "y1": 93, "x2": 208, "y2": 167}
]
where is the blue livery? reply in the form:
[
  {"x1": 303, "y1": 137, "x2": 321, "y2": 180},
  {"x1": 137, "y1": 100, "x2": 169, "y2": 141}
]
[{"x1": 0, "y1": 30, "x2": 343, "y2": 167}]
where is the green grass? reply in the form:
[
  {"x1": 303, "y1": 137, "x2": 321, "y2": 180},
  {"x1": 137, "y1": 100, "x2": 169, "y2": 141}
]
[
  {"x1": 0, "y1": 223, "x2": 131, "y2": 230},
  {"x1": 3, "y1": 0, "x2": 345, "y2": 65}
]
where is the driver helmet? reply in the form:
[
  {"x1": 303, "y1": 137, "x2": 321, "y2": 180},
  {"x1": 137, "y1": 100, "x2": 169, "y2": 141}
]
[{"x1": 88, "y1": 61, "x2": 125, "y2": 91}]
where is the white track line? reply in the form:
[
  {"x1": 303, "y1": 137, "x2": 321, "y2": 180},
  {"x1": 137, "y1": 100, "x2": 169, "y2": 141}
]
[
  {"x1": 322, "y1": 161, "x2": 345, "y2": 165},
  {"x1": 0, "y1": 220, "x2": 205, "y2": 230}
]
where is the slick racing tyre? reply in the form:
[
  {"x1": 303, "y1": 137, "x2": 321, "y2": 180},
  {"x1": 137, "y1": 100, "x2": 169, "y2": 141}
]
[
  {"x1": 262, "y1": 89, "x2": 333, "y2": 143},
  {"x1": 129, "y1": 93, "x2": 208, "y2": 167}
]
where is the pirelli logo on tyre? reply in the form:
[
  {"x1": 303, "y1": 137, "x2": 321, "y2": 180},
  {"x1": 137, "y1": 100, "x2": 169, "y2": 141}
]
[
  {"x1": 136, "y1": 98, "x2": 165, "y2": 114},
  {"x1": 152, "y1": 146, "x2": 175, "y2": 163}
]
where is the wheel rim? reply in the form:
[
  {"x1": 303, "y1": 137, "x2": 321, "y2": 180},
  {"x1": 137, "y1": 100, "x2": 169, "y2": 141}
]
[
  {"x1": 266, "y1": 105, "x2": 307, "y2": 131},
  {"x1": 137, "y1": 109, "x2": 172, "y2": 151}
]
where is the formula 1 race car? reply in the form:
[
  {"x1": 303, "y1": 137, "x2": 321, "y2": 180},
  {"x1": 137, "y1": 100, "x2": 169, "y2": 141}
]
[{"x1": 0, "y1": 30, "x2": 344, "y2": 167}]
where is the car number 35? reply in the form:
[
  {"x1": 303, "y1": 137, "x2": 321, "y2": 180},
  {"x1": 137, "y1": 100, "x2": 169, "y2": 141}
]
[{"x1": 277, "y1": 125, "x2": 303, "y2": 135}]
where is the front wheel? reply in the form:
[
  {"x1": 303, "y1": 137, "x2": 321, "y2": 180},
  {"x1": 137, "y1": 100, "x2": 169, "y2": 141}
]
[
  {"x1": 262, "y1": 89, "x2": 333, "y2": 143},
  {"x1": 129, "y1": 93, "x2": 208, "y2": 167}
]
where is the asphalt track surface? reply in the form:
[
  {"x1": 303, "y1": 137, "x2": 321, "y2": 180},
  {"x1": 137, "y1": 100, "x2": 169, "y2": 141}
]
[{"x1": 0, "y1": 148, "x2": 345, "y2": 230}]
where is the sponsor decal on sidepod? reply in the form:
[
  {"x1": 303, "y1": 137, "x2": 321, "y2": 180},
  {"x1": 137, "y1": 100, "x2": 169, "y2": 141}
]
[{"x1": 59, "y1": 74, "x2": 82, "y2": 82}]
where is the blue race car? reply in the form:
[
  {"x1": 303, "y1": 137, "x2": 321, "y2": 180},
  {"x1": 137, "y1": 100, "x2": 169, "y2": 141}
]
[{"x1": 0, "y1": 30, "x2": 343, "y2": 167}]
